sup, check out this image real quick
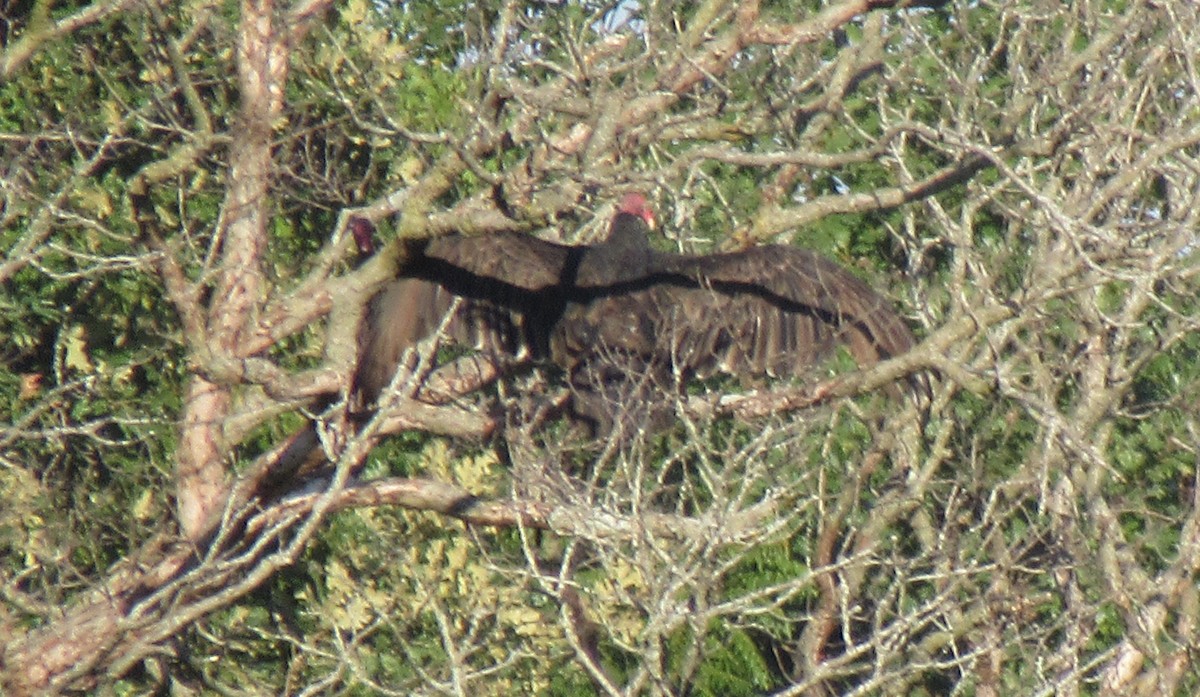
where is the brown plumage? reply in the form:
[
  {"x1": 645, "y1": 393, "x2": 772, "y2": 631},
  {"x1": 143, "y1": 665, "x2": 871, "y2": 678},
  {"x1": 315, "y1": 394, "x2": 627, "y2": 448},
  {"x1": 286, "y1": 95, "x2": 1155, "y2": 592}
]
[
  {"x1": 355, "y1": 194, "x2": 657, "y2": 405},
  {"x1": 355, "y1": 194, "x2": 918, "y2": 428}
]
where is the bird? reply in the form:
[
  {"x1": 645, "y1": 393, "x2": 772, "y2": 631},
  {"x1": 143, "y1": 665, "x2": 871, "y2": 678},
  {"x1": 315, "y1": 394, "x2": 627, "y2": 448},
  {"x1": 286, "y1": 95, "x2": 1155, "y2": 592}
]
[{"x1": 353, "y1": 193, "x2": 920, "y2": 431}]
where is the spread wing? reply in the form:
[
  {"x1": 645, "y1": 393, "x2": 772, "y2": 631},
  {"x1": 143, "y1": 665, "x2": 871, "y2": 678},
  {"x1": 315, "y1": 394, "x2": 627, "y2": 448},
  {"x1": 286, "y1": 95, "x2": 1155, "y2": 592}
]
[
  {"x1": 555, "y1": 245, "x2": 916, "y2": 381},
  {"x1": 650, "y1": 245, "x2": 917, "y2": 377},
  {"x1": 409, "y1": 231, "x2": 581, "y2": 297},
  {"x1": 355, "y1": 213, "x2": 657, "y2": 406},
  {"x1": 354, "y1": 232, "x2": 580, "y2": 405},
  {"x1": 354, "y1": 278, "x2": 527, "y2": 405}
]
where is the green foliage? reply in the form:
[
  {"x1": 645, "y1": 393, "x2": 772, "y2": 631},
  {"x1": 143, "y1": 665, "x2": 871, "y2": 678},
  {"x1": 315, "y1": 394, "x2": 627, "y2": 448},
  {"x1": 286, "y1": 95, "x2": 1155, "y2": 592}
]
[{"x1": 677, "y1": 622, "x2": 777, "y2": 696}]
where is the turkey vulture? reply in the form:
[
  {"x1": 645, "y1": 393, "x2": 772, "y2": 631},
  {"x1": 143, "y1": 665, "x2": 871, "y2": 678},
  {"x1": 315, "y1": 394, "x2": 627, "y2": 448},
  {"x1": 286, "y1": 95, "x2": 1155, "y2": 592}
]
[{"x1": 355, "y1": 194, "x2": 920, "y2": 430}]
